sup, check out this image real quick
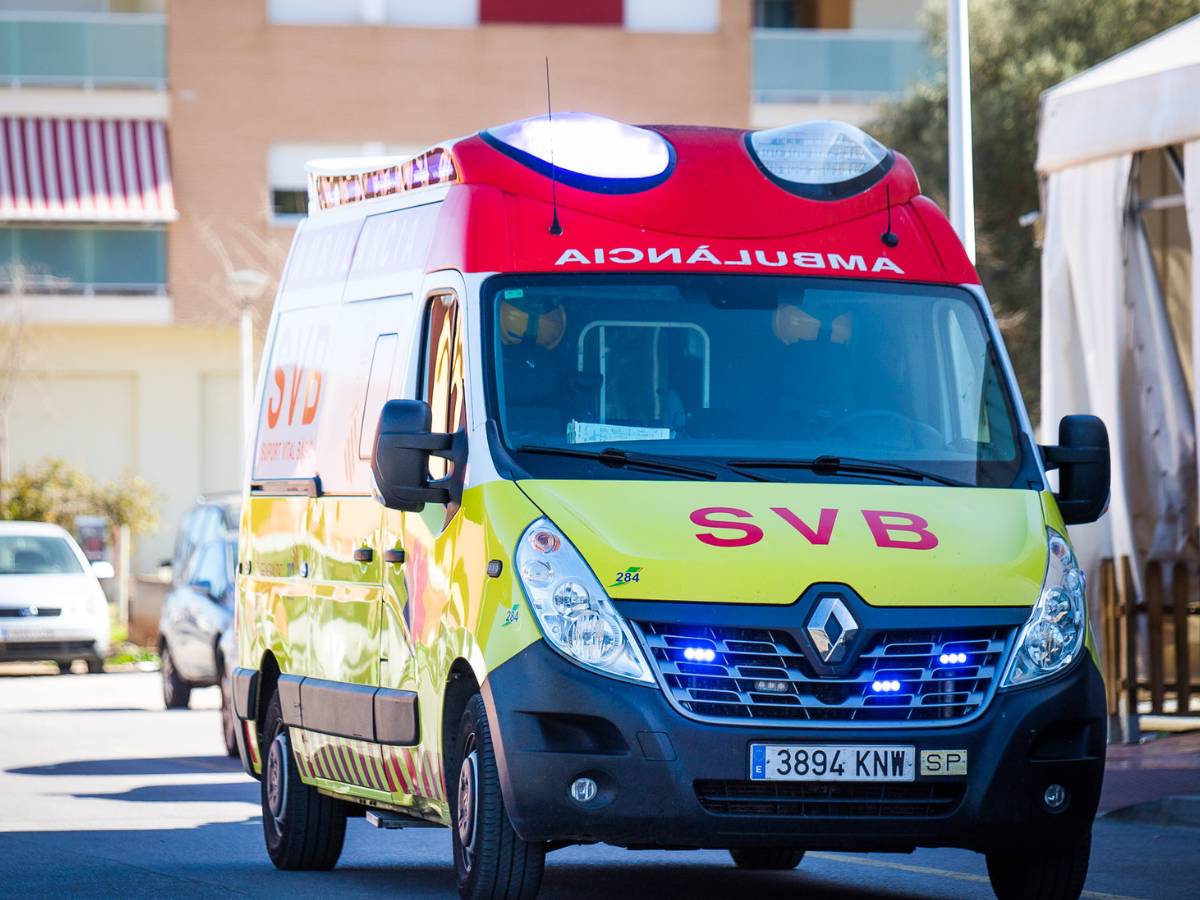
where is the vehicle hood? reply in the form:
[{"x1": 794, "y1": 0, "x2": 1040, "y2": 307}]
[
  {"x1": 0, "y1": 574, "x2": 98, "y2": 609},
  {"x1": 517, "y1": 480, "x2": 1048, "y2": 607}
]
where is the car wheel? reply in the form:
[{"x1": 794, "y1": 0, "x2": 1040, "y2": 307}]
[
  {"x1": 986, "y1": 831, "x2": 1091, "y2": 900},
  {"x1": 451, "y1": 694, "x2": 544, "y2": 900},
  {"x1": 729, "y1": 847, "x2": 806, "y2": 870},
  {"x1": 161, "y1": 644, "x2": 192, "y2": 709},
  {"x1": 53, "y1": 660, "x2": 71, "y2": 675},
  {"x1": 85, "y1": 656, "x2": 104, "y2": 675},
  {"x1": 220, "y1": 667, "x2": 238, "y2": 757},
  {"x1": 260, "y1": 688, "x2": 347, "y2": 870}
]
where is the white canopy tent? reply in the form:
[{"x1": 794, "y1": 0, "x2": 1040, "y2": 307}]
[{"x1": 1037, "y1": 16, "x2": 1200, "y2": 610}]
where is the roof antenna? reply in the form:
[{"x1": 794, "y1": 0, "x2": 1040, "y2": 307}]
[
  {"x1": 881, "y1": 184, "x2": 899, "y2": 247},
  {"x1": 545, "y1": 56, "x2": 563, "y2": 236}
]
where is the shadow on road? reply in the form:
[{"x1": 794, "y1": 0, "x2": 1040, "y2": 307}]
[
  {"x1": 0, "y1": 819, "x2": 949, "y2": 900},
  {"x1": 10, "y1": 754, "x2": 243, "y2": 777},
  {"x1": 72, "y1": 781, "x2": 258, "y2": 804}
]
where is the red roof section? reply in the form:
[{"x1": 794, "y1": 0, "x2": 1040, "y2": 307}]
[{"x1": 425, "y1": 125, "x2": 979, "y2": 285}]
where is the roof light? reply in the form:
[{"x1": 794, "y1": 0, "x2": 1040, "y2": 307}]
[
  {"x1": 746, "y1": 120, "x2": 894, "y2": 201},
  {"x1": 306, "y1": 146, "x2": 458, "y2": 212},
  {"x1": 481, "y1": 112, "x2": 674, "y2": 194}
]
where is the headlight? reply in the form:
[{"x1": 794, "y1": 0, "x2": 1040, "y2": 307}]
[
  {"x1": 1000, "y1": 529, "x2": 1087, "y2": 688},
  {"x1": 514, "y1": 518, "x2": 653, "y2": 684}
]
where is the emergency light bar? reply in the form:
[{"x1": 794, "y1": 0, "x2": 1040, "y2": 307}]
[
  {"x1": 306, "y1": 146, "x2": 459, "y2": 212},
  {"x1": 746, "y1": 120, "x2": 894, "y2": 201},
  {"x1": 481, "y1": 112, "x2": 674, "y2": 194}
]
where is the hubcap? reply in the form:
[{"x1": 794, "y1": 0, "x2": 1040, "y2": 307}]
[
  {"x1": 266, "y1": 732, "x2": 289, "y2": 828},
  {"x1": 456, "y1": 747, "x2": 479, "y2": 872}
]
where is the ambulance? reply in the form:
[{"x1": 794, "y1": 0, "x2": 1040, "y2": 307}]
[{"x1": 231, "y1": 113, "x2": 1111, "y2": 900}]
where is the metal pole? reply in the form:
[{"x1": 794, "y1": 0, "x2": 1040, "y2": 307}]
[
  {"x1": 240, "y1": 304, "x2": 254, "y2": 477},
  {"x1": 946, "y1": 0, "x2": 976, "y2": 262}
]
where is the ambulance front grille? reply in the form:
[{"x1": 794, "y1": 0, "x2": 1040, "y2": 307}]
[{"x1": 633, "y1": 621, "x2": 1013, "y2": 727}]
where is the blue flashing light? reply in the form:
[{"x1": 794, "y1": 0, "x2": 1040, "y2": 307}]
[
  {"x1": 939, "y1": 652, "x2": 968, "y2": 666},
  {"x1": 871, "y1": 679, "x2": 902, "y2": 693},
  {"x1": 683, "y1": 646, "x2": 716, "y2": 663}
]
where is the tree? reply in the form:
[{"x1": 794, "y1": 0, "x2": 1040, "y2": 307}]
[
  {"x1": 871, "y1": 0, "x2": 1200, "y2": 418},
  {"x1": 0, "y1": 458, "x2": 158, "y2": 535}
]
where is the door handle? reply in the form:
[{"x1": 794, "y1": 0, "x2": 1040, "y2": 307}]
[
  {"x1": 383, "y1": 548, "x2": 405, "y2": 565},
  {"x1": 354, "y1": 547, "x2": 374, "y2": 563}
]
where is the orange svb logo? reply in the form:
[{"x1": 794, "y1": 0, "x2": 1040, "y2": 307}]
[{"x1": 265, "y1": 365, "x2": 323, "y2": 429}]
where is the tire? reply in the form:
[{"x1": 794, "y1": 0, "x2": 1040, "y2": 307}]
[
  {"x1": 53, "y1": 660, "x2": 70, "y2": 675},
  {"x1": 986, "y1": 831, "x2": 1091, "y2": 900},
  {"x1": 451, "y1": 694, "x2": 545, "y2": 900},
  {"x1": 729, "y1": 847, "x2": 806, "y2": 870},
  {"x1": 85, "y1": 656, "x2": 104, "y2": 674},
  {"x1": 220, "y1": 667, "x2": 239, "y2": 757},
  {"x1": 160, "y1": 644, "x2": 191, "y2": 709},
  {"x1": 260, "y1": 689, "x2": 347, "y2": 870}
]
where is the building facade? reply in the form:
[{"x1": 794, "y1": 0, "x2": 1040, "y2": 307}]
[{"x1": 1, "y1": 0, "x2": 927, "y2": 575}]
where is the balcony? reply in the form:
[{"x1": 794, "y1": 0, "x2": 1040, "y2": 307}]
[
  {"x1": 753, "y1": 28, "x2": 932, "y2": 104},
  {"x1": 0, "y1": 12, "x2": 166, "y2": 89},
  {"x1": 0, "y1": 226, "x2": 167, "y2": 297}
]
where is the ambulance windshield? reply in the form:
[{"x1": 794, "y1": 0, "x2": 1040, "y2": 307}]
[{"x1": 484, "y1": 274, "x2": 1028, "y2": 488}]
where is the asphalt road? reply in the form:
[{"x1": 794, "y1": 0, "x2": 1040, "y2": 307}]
[{"x1": 0, "y1": 670, "x2": 1193, "y2": 900}]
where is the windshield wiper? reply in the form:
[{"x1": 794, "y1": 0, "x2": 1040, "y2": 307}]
[
  {"x1": 515, "y1": 445, "x2": 719, "y2": 481},
  {"x1": 726, "y1": 455, "x2": 967, "y2": 487}
]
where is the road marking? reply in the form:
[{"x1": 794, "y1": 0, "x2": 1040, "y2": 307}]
[{"x1": 809, "y1": 852, "x2": 1144, "y2": 900}]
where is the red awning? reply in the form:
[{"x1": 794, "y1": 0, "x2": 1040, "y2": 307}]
[{"x1": 0, "y1": 116, "x2": 176, "y2": 223}]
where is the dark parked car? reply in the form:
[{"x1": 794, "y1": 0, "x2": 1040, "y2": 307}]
[{"x1": 158, "y1": 533, "x2": 236, "y2": 716}]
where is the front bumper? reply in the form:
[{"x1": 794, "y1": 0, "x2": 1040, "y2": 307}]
[
  {"x1": 0, "y1": 619, "x2": 106, "y2": 662},
  {"x1": 482, "y1": 640, "x2": 1106, "y2": 852}
]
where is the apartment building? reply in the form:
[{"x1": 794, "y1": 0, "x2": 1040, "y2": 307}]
[{"x1": 0, "y1": 0, "x2": 929, "y2": 574}]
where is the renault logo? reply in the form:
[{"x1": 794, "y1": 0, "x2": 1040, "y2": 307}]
[{"x1": 805, "y1": 595, "x2": 859, "y2": 664}]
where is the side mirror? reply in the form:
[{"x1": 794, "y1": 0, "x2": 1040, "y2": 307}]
[
  {"x1": 91, "y1": 560, "x2": 115, "y2": 580},
  {"x1": 190, "y1": 578, "x2": 218, "y2": 600},
  {"x1": 1040, "y1": 415, "x2": 1110, "y2": 525},
  {"x1": 371, "y1": 399, "x2": 455, "y2": 512}
]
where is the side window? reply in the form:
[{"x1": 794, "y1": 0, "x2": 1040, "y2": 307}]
[
  {"x1": 189, "y1": 540, "x2": 229, "y2": 596},
  {"x1": 420, "y1": 293, "x2": 466, "y2": 479},
  {"x1": 358, "y1": 333, "x2": 400, "y2": 458}
]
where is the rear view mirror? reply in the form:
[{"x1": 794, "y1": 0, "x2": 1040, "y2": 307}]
[
  {"x1": 91, "y1": 560, "x2": 115, "y2": 580},
  {"x1": 1040, "y1": 415, "x2": 1110, "y2": 525},
  {"x1": 370, "y1": 399, "x2": 455, "y2": 512}
]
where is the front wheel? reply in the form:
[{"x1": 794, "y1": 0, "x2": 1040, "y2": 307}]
[
  {"x1": 985, "y1": 832, "x2": 1091, "y2": 900},
  {"x1": 260, "y1": 689, "x2": 347, "y2": 870},
  {"x1": 160, "y1": 645, "x2": 191, "y2": 708},
  {"x1": 729, "y1": 847, "x2": 805, "y2": 870},
  {"x1": 451, "y1": 694, "x2": 545, "y2": 900}
]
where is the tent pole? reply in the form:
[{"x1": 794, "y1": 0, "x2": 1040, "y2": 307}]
[{"x1": 947, "y1": 0, "x2": 976, "y2": 263}]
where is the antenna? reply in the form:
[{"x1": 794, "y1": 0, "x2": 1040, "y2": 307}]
[
  {"x1": 545, "y1": 57, "x2": 563, "y2": 236},
  {"x1": 880, "y1": 184, "x2": 899, "y2": 247}
]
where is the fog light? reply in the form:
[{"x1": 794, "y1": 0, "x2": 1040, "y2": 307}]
[
  {"x1": 570, "y1": 777, "x2": 598, "y2": 803},
  {"x1": 1043, "y1": 783, "x2": 1068, "y2": 811}
]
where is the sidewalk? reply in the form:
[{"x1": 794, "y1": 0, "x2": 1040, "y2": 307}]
[{"x1": 1100, "y1": 729, "x2": 1200, "y2": 825}]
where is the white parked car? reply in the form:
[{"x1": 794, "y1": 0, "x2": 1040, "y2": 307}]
[{"x1": 0, "y1": 521, "x2": 112, "y2": 673}]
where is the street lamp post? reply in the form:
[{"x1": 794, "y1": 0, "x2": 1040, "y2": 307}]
[
  {"x1": 947, "y1": 0, "x2": 976, "y2": 263},
  {"x1": 227, "y1": 269, "x2": 269, "y2": 478}
]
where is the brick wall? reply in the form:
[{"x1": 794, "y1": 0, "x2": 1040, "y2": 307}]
[{"x1": 166, "y1": 0, "x2": 751, "y2": 326}]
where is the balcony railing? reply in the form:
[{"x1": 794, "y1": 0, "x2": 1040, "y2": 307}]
[
  {"x1": 753, "y1": 28, "x2": 932, "y2": 104},
  {"x1": 0, "y1": 226, "x2": 167, "y2": 296},
  {"x1": 0, "y1": 12, "x2": 166, "y2": 89}
]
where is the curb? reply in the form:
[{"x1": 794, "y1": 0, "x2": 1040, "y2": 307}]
[{"x1": 1102, "y1": 794, "x2": 1200, "y2": 828}]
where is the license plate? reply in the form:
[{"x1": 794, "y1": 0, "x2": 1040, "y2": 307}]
[{"x1": 750, "y1": 744, "x2": 915, "y2": 782}]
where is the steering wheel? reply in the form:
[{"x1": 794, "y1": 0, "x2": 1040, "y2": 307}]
[{"x1": 822, "y1": 409, "x2": 943, "y2": 451}]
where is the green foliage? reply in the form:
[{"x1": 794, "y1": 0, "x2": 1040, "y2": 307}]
[
  {"x1": 871, "y1": 0, "x2": 1200, "y2": 418},
  {"x1": 0, "y1": 458, "x2": 159, "y2": 535}
]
